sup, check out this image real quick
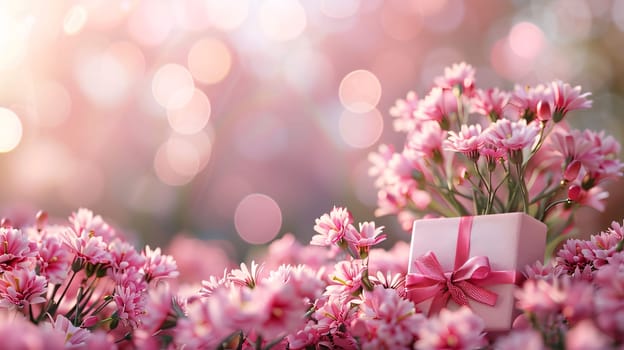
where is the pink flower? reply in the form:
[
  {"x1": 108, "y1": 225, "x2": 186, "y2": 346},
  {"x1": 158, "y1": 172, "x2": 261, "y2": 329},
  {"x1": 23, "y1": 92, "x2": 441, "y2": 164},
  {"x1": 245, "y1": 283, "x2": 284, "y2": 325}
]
[
  {"x1": 0, "y1": 267, "x2": 47, "y2": 309},
  {"x1": 0, "y1": 314, "x2": 65, "y2": 349},
  {"x1": 485, "y1": 118, "x2": 540, "y2": 153},
  {"x1": 493, "y1": 329, "x2": 544, "y2": 350},
  {"x1": 61, "y1": 227, "x2": 111, "y2": 265},
  {"x1": 247, "y1": 280, "x2": 308, "y2": 341},
  {"x1": 228, "y1": 261, "x2": 263, "y2": 288},
  {"x1": 407, "y1": 121, "x2": 447, "y2": 160},
  {"x1": 114, "y1": 283, "x2": 146, "y2": 327},
  {"x1": 389, "y1": 91, "x2": 420, "y2": 132},
  {"x1": 444, "y1": 124, "x2": 484, "y2": 160},
  {"x1": 369, "y1": 271, "x2": 406, "y2": 298},
  {"x1": 0, "y1": 227, "x2": 37, "y2": 272},
  {"x1": 550, "y1": 80, "x2": 592, "y2": 122},
  {"x1": 142, "y1": 245, "x2": 179, "y2": 283},
  {"x1": 325, "y1": 260, "x2": 364, "y2": 297},
  {"x1": 314, "y1": 294, "x2": 358, "y2": 335},
  {"x1": 175, "y1": 296, "x2": 228, "y2": 349},
  {"x1": 414, "y1": 87, "x2": 458, "y2": 128},
  {"x1": 549, "y1": 129, "x2": 601, "y2": 176},
  {"x1": 566, "y1": 320, "x2": 612, "y2": 350},
  {"x1": 355, "y1": 286, "x2": 424, "y2": 349},
  {"x1": 200, "y1": 269, "x2": 229, "y2": 297},
  {"x1": 36, "y1": 234, "x2": 72, "y2": 285},
  {"x1": 434, "y1": 62, "x2": 476, "y2": 96},
  {"x1": 515, "y1": 279, "x2": 564, "y2": 318},
  {"x1": 310, "y1": 207, "x2": 356, "y2": 247},
  {"x1": 416, "y1": 307, "x2": 486, "y2": 350},
  {"x1": 509, "y1": 84, "x2": 551, "y2": 121},
  {"x1": 344, "y1": 221, "x2": 387, "y2": 254},
  {"x1": 109, "y1": 239, "x2": 145, "y2": 272},
  {"x1": 472, "y1": 88, "x2": 510, "y2": 120},
  {"x1": 286, "y1": 320, "x2": 320, "y2": 349},
  {"x1": 48, "y1": 315, "x2": 91, "y2": 348},
  {"x1": 69, "y1": 208, "x2": 116, "y2": 242}
]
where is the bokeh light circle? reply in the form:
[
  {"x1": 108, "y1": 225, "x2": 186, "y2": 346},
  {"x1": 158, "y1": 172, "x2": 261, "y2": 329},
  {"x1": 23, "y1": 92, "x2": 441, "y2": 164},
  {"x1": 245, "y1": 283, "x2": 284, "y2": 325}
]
[
  {"x1": 187, "y1": 38, "x2": 232, "y2": 85},
  {"x1": 339, "y1": 70, "x2": 382, "y2": 113},
  {"x1": 258, "y1": 0, "x2": 307, "y2": 42},
  {"x1": 0, "y1": 107, "x2": 23, "y2": 153},
  {"x1": 152, "y1": 64, "x2": 195, "y2": 109},
  {"x1": 509, "y1": 22, "x2": 545, "y2": 59},
  {"x1": 63, "y1": 5, "x2": 88, "y2": 35},
  {"x1": 153, "y1": 137, "x2": 201, "y2": 186},
  {"x1": 339, "y1": 109, "x2": 384, "y2": 149},
  {"x1": 234, "y1": 193, "x2": 282, "y2": 244},
  {"x1": 167, "y1": 88, "x2": 211, "y2": 135},
  {"x1": 205, "y1": 0, "x2": 250, "y2": 31}
]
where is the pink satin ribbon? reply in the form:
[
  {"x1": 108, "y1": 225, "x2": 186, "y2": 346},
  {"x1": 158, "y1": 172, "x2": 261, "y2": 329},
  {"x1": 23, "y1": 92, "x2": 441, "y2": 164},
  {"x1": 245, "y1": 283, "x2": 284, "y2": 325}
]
[{"x1": 406, "y1": 216, "x2": 519, "y2": 315}]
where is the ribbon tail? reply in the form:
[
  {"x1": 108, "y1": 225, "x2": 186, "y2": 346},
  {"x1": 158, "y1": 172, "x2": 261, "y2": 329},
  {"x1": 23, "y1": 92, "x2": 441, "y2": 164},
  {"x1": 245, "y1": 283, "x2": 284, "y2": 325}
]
[
  {"x1": 429, "y1": 292, "x2": 451, "y2": 316},
  {"x1": 456, "y1": 281, "x2": 498, "y2": 307}
]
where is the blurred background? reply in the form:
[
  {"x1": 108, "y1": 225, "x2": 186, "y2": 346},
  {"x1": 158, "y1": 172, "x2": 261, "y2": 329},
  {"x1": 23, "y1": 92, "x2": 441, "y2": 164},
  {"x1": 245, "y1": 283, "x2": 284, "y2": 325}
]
[{"x1": 1, "y1": 0, "x2": 623, "y2": 274}]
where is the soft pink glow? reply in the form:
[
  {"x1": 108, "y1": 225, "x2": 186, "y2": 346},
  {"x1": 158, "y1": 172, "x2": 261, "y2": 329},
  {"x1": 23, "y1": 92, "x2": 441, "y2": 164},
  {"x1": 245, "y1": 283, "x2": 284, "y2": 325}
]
[
  {"x1": 59, "y1": 161, "x2": 104, "y2": 206},
  {"x1": 258, "y1": 0, "x2": 307, "y2": 42},
  {"x1": 339, "y1": 109, "x2": 384, "y2": 149},
  {"x1": 205, "y1": 0, "x2": 250, "y2": 31},
  {"x1": 153, "y1": 138, "x2": 200, "y2": 187},
  {"x1": 0, "y1": 108, "x2": 22, "y2": 153},
  {"x1": 12, "y1": 140, "x2": 73, "y2": 194},
  {"x1": 32, "y1": 81, "x2": 71, "y2": 127},
  {"x1": 187, "y1": 38, "x2": 232, "y2": 85},
  {"x1": 167, "y1": 88, "x2": 211, "y2": 135},
  {"x1": 74, "y1": 48, "x2": 131, "y2": 107},
  {"x1": 0, "y1": 11, "x2": 31, "y2": 70},
  {"x1": 234, "y1": 193, "x2": 282, "y2": 244},
  {"x1": 339, "y1": 70, "x2": 382, "y2": 113},
  {"x1": 63, "y1": 4, "x2": 88, "y2": 35},
  {"x1": 126, "y1": 1, "x2": 173, "y2": 47},
  {"x1": 152, "y1": 64, "x2": 195, "y2": 109},
  {"x1": 380, "y1": 2, "x2": 422, "y2": 41},
  {"x1": 320, "y1": 0, "x2": 360, "y2": 19},
  {"x1": 509, "y1": 22, "x2": 545, "y2": 59}
]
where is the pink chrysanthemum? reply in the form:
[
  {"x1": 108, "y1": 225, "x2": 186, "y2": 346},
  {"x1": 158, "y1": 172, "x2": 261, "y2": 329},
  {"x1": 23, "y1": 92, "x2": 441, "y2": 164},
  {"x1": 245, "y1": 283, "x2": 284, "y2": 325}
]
[
  {"x1": 0, "y1": 268, "x2": 47, "y2": 309},
  {"x1": 434, "y1": 62, "x2": 476, "y2": 96},
  {"x1": 142, "y1": 245, "x2": 179, "y2": 283},
  {"x1": 509, "y1": 84, "x2": 551, "y2": 120},
  {"x1": 550, "y1": 80, "x2": 592, "y2": 122},
  {"x1": 344, "y1": 221, "x2": 387, "y2": 252},
  {"x1": 311, "y1": 207, "x2": 356, "y2": 247},
  {"x1": 407, "y1": 121, "x2": 447, "y2": 160},
  {"x1": 37, "y1": 234, "x2": 72, "y2": 285},
  {"x1": 472, "y1": 88, "x2": 510, "y2": 120},
  {"x1": 444, "y1": 124, "x2": 484, "y2": 160},
  {"x1": 389, "y1": 91, "x2": 420, "y2": 133},
  {"x1": 414, "y1": 87, "x2": 458, "y2": 127},
  {"x1": 416, "y1": 307, "x2": 486, "y2": 350},
  {"x1": 228, "y1": 261, "x2": 263, "y2": 289},
  {"x1": 0, "y1": 227, "x2": 37, "y2": 272},
  {"x1": 69, "y1": 208, "x2": 116, "y2": 242},
  {"x1": 485, "y1": 118, "x2": 540, "y2": 153},
  {"x1": 325, "y1": 260, "x2": 364, "y2": 297}
]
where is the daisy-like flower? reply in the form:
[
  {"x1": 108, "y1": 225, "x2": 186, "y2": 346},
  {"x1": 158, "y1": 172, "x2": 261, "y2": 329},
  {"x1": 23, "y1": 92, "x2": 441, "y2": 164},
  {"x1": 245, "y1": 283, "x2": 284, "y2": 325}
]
[
  {"x1": 344, "y1": 221, "x2": 387, "y2": 256},
  {"x1": 414, "y1": 87, "x2": 458, "y2": 128},
  {"x1": 472, "y1": 88, "x2": 510, "y2": 120},
  {"x1": 142, "y1": 245, "x2": 179, "y2": 283},
  {"x1": 509, "y1": 83, "x2": 551, "y2": 121},
  {"x1": 550, "y1": 80, "x2": 592, "y2": 122},
  {"x1": 407, "y1": 121, "x2": 447, "y2": 161},
  {"x1": 485, "y1": 118, "x2": 540, "y2": 161},
  {"x1": 61, "y1": 227, "x2": 111, "y2": 265},
  {"x1": 69, "y1": 208, "x2": 116, "y2": 242},
  {"x1": 325, "y1": 260, "x2": 364, "y2": 297},
  {"x1": 199, "y1": 269, "x2": 229, "y2": 297},
  {"x1": 434, "y1": 62, "x2": 476, "y2": 96},
  {"x1": 36, "y1": 234, "x2": 72, "y2": 285},
  {"x1": 444, "y1": 124, "x2": 484, "y2": 161},
  {"x1": 228, "y1": 261, "x2": 263, "y2": 289},
  {"x1": 310, "y1": 207, "x2": 356, "y2": 247},
  {"x1": 389, "y1": 91, "x2": 420, "y2": 133},
  {"x1": 356, "y1": 285, "x2": 424, "y2": 349},
  {"x1": 416, "y1": 307, "x2": 486, "y2": 350},
  {"x1": 114, "y1": 283, "x2": 147, "y2": 327},
  {"x1": 0, "y1": 227, "x2": 37, "y2": 272},
  {"x1": 0, "y1": 267, "x2": 47, "y2": 309},
  {"x1": 47, "y1": 315, "x2": 91, "y2": 348},
  {"x1": 369, "y1": 271, "x2": 406, "y2": 297}
]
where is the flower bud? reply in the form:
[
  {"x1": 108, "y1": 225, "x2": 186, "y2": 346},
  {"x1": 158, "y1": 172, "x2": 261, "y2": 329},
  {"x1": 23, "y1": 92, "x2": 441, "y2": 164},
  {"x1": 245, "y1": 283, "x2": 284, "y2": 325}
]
[
  {"x1": 568, "y1": 184, "x2": 582, "y2": 202},
  {"x1": 564, "y1": 160, "x2": 581, "y2": 182},
  {"x1": 81, "y1": 316, "x2": 98, "y2": 328},
  {"x1": 35, "y1": 210, "x2": 48, "y2": 231},
  {"x1": 536, "y1": 100, "x2": 552, "y2": 121}
]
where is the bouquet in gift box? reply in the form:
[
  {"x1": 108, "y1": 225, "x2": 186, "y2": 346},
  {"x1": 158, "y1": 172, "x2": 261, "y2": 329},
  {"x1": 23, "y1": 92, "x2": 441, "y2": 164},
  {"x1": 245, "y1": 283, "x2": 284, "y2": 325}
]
[
  {"x1": 369, "y1": 62, "x2": 623, "y2": 244},
  {"x1": 367, "y1": 62, "x2": 624, "y2": 335}
]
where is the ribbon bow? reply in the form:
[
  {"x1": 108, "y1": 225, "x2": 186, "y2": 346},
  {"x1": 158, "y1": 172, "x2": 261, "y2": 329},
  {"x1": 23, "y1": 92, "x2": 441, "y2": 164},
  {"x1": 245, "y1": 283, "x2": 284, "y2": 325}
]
[{"x1": 406, "y1": 217, "x2": 518, "y2": 315}]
